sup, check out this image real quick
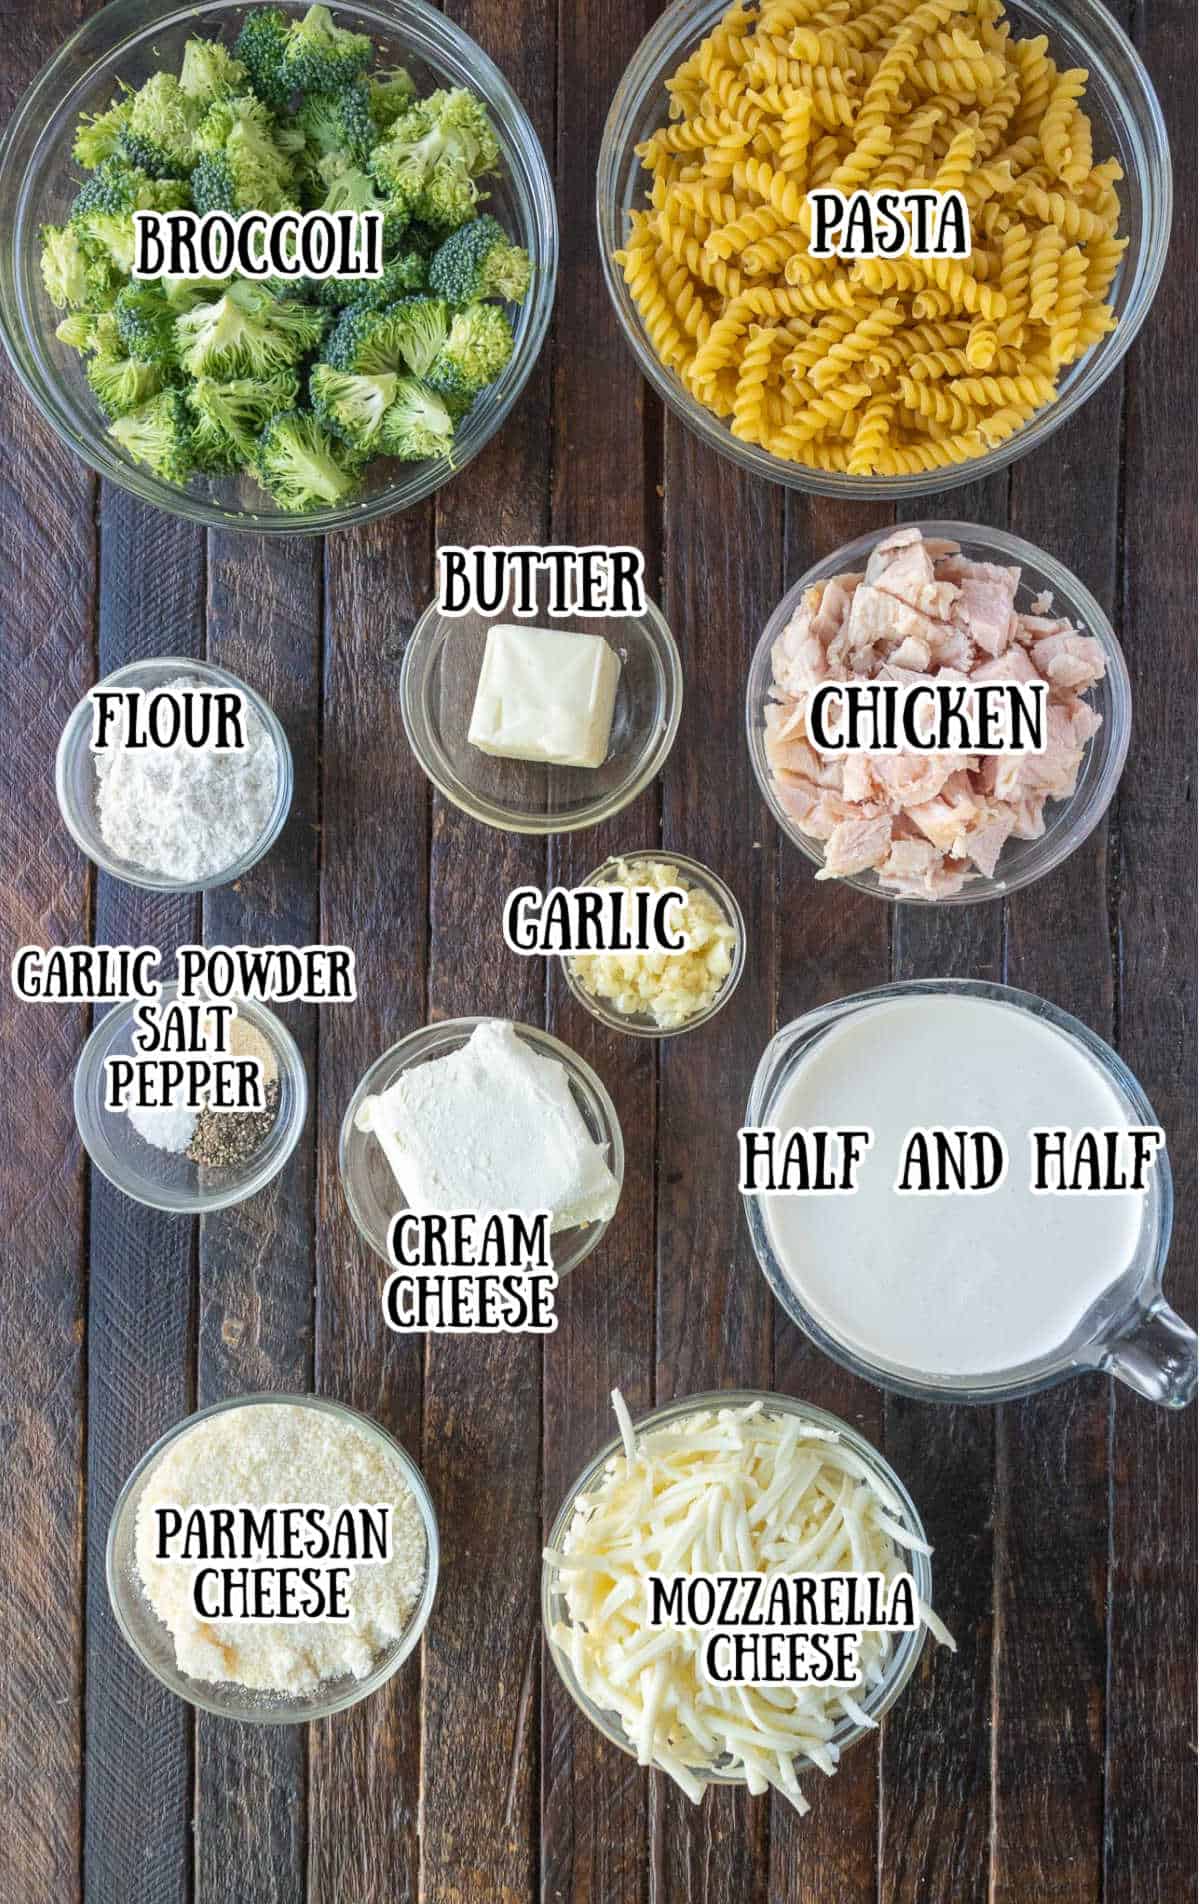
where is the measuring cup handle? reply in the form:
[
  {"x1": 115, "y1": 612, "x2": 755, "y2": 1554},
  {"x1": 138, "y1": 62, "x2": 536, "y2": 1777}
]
[{"x1": 1102, "y1": 1298, "x2": 1198, "y2": 1409}]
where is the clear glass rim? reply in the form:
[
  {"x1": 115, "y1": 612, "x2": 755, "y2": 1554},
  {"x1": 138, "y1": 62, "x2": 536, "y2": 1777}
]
[
  {"x1": 105, "y1": 1391, "x2": 440, "y2": 1723},
  {"x1": 55, "y1": 656, "x2": 295, "y2": 892},
  {"x1": 742, "y1": 978, "x2": 1174, "y2": 1404},
  {"x1": 338, "y1": 1014, "x2": 625, "y2": 1272},
  {"x1": 744, "y1": 520, "x2": 1132, "y2": 904},
  {"x1": 559, "y1": 848, "x2": 748, "y2": 1039},
  {"x1": 0, "y1": 0, "x2": 558, "y2": 534},
  {"x1": 595, "y1": 0, "x2": 1173, "y2": 500},
  {"x1": 74, "y1": 984, "x2": 310, "y2": 1214},
  {"x1": 542, "y1": 1387, "x2": 932, "y2": 1781},
  {"x1": 398, "y1": 595, "x2": 685, "y2": 835}
]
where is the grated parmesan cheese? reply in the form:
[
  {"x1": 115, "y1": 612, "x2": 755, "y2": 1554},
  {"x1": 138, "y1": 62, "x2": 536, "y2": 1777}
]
[{"x1": 544, "y1": 1393, "x2": 953, "y2": 1814}]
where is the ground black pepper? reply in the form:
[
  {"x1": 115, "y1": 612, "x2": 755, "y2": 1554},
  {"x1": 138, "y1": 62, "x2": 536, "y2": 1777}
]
[{"x1": 188, "y1": 1081, "x2": 280, "y2": 1170}]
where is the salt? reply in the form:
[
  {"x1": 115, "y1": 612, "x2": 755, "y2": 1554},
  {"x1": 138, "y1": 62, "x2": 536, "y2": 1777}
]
[
  {"x1": 95, "y1": 675, "x2": 279, "y2": 883},
  {"x1": 127, "y1": 1100, "x2": 197, "y2": 1153}
]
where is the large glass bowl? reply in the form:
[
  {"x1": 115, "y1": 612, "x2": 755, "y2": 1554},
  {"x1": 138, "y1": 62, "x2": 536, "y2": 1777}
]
[
  {"x1": 0, "y1": 0, "x2": 557, "y2": 533},
  {"x1": 543, "y1": 1389, "x2": 934, "y2": 1791},
  {"x1": 746, "y1": 522, "x2": 1131, "y2": 903},
  {"x1": 107, "y1": 1393, "x2": 439, "y2": 1722},
  {"x1": 597, "y1": 0, "x2": 1171, "y2": 499}
]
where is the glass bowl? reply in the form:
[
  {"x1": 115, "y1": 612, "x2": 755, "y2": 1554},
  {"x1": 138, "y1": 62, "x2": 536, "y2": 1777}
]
[
  {"x1": 107, "y1": 1392, "x2": 439, "y2": 1722},
  {"x1": 56, "y1": 656, "x2": 294, "y2": 892},
  {"x1": 75, "y1": 984, "x2": 309, "y2": 1214},
  {"x1": 543, "y1": 1389, "x2": 933, "y2": 1791},
  {"x1": 400, "y1": 592, "x2": 683, "y2": 834},
  {"x1": 596, "y1": 0, "x2": 1171, "y2": 499},
  {"x1": 746, "y1": 521, "x2": 1131, "y2": 903},
  {"x1": 743, "y1": 980, "x2": 1194, "y2": 1410},
  {"x1": 0, "y1": 0, "x2": 558, "y2": 535},
  {"x1": 339, "y1": 1016, "x2": 625, "y2": 1273},
  {"x1": 560, "y1": 848, "x2": 747, "y2": 1038}
]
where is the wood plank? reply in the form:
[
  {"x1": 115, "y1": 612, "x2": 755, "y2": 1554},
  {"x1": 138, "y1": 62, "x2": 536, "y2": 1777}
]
[
  {"x1": 309, "y1": 507, "x2": 432, "y2": 1904},
  {"x1": 988, "y1": 364, "x2": 1126, "y2": 1903},
  {"x1": 539, "y1": 0, "x2": 659, "y2": 1891},
  {"x1": 880, "y1": 473, "x2": 1008, "y2": 1904},
  {"x1": 82, "y1": 489, "x2": 205, "y2": 1904},
  {"x1": 0, "y1": 323, "x2": 96, "y2": 1904},
  {"x1": 193, "y1": 531, "x2": 323, "y2": 1904},
  {"x1": 770, "y1": 492, "x2": 893, "y2": 1899},
  {"x1": 652, "y1": 426, "x2": 784, "y2": 1904},
  {"x1": 1106, "y1": 4, "x2": 1198, "y2": 1890}
]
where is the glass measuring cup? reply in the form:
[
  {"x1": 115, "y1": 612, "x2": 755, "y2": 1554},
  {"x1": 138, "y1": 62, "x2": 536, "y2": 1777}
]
[{"x1": 742, "y1": 979, "x2": 1195, "y2": 1409}]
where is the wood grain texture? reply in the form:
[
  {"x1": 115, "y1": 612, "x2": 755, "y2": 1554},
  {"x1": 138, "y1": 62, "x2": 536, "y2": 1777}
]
[
  {"x1": 1106, "y1": 6, "x2": 1198, "y2": 1896},
  {"x1": 310, "y1": 508, "x2": 432, "y2": 1904},
  {"x1": 0, "y1": 327, "x2": 95, "y2": 1904},
  {"x1": 652, "y1": 425, "x2": 783, "y2": 1904},
  {"x1": 539, "y1": 0, "x2": 658, "y2": 1891},
  {"x1": 193, "y1": 530, "x2": 323, "y2": 1904}
]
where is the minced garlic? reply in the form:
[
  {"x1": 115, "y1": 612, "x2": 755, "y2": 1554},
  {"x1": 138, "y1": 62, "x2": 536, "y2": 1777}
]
[{"x1": 569, "y1": 858, "x2": 736, "y2": 1030}]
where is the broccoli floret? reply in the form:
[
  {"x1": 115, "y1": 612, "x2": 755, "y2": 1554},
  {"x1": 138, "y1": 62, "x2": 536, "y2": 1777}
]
[
  {"x1": 189, "y1": 371, "x2": 300, "y2": 468},
  {"x1": 297, "y1": 80, "x2": 376, "y2": 173},
  {"x1": 179, "y1": 37, "x2": 248, "y2": 104},
  {"x1": 426, "y1": 300, "x2": 514, "y2": 411},
  {"x1": 315, "y1": 153, "x2": 407, "y2": 251},
  {"x1": 175, "y1": 279, "x2": 325, "y2": 377},
  {"x1": 368, "y1": 89, "x2": 499, "y2": 227},
  {"x1": 191, "y1": 94, "x2": 298, "y2": 213},
  {"x1": 255, "y1": 406, "x2": 358, "y2": 508},
  {"x1": 367, "y1": 67, "x2": 417, "y2": 132},
  {"x1": 72, "y1": 163, "x2": 189, "y2": 272},
  {"x1": 72, "y1": 91, "x2": 133, "y2": 168},
  {"x1": 108, "y1": 387, "x2": 194, "y2": 479},
  {"x1": 57, "y1": 308, "x2": 119, "y2": 352},
  {"x1": 376, "y1": 376, "x2": 455, "y2": 460},
  {"x1": 280, "y1": 6, "x2": 372, "y2": 95},
  {"x1": 40, "y1": 225, "x2": 93, "y2": 308},
  {"x1": 323, "y1": 294, "x2": 447, "y2": 376},
  {"x1": 233, "y1": 8, "x2": 292, "y2": 110},
  {"x1": 86, "y1": 350, "x2": 165, "y2": 417},
  {"x1": 114, "y1": 283, "x2": 179, "y2": 366},
  {"x1": 427, "y1": 213, "x2": 531, "y2": 306},
  {"x1": 316, "y1": 248, "x2": 427, "y2": 310},
  {"x1": 116, "y1": 73, "x2": 200, "y2": 179},
  {"x1": 310, "y1": 360, "x2": 400, "y2": 447}
]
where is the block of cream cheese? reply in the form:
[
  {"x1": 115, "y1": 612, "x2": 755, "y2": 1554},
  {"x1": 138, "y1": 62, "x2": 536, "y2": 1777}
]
[
  {"x1": 353, "y1": 1019, "x2": 620, "y2": 1233},
  {"x1": 467, "y1": 624, "x2": 620, "y2": 769}
]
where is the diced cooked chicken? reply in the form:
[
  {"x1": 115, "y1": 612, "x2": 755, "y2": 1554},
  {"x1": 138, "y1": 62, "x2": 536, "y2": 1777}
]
[
  {"x1": 815, "y1": 813, "x2": 894, "y2": 878},
  {"x1": 1030, "y1": 631, "x2": 1107, "y2": 694},
  {"x1": 762, "y1": 530, "x2": 1111, "y2": 899}
]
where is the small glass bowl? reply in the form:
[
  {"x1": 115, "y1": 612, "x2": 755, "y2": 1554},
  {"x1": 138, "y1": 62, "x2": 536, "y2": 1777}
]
[
  {"x1": 543, "y1": 1389, "x2": 933, "y2": 1789},
  {"x1": 560, "y1": 849, "x2": 747, "y2": 1038},
  {"x1": 107, "y1": 1392, "x2": 439, "y2": 1723},
  {"x1": 400, "y1": 595, "x2": 683, "y2": 835},
  {"x1": 0, "y1": 0, "x2": 557, "y2": 534},
  {"x1": 56, "y1": 656, "x2": 293, "y2": 893},
  {"x1": 339, "y1": 1016, "x2": 625, "y2": 1274},
  {"x1": 597, "y1": 0, "x2": 1171, "y2": 499},
  {"x1": 75, "y1": 984, "x2": 309, "y2": 1214},
  {"x1": 746, "y1": 521, "x2": 1131, "y2": 904}
]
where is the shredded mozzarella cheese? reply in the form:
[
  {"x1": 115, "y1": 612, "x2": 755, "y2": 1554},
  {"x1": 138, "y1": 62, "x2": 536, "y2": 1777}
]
[{"x1": 545, "y1": 1392, "x2": 954, "y2": 1815}]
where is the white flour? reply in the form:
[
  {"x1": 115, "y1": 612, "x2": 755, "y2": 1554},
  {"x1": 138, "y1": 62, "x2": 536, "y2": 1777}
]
[
  {"x1": 95, "y1": 675, "x2": 279, "y2": 882},
  {"x1": 134, "y1": 1403, "x2": 427, "y2": 1693}
]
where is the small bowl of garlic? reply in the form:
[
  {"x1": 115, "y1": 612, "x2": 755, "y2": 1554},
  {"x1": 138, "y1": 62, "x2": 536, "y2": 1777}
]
[{"x1": 561, "y1": 851, "x2": 745, "y2": 1039}]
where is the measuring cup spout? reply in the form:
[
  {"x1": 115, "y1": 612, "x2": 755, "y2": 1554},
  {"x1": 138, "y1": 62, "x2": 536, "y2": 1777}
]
[{"x1": 1101, "y1": 1298, "x2": 1198, "y2": 1409}]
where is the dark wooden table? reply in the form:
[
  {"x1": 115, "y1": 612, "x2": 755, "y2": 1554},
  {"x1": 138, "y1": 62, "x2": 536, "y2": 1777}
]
[{"x1": 1, "y1": 0, "x2": 1195, "y2": 1899}]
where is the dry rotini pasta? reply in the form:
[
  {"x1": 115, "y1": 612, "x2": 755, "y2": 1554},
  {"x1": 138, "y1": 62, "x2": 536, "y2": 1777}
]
[{"x1": 620, "y1": 0, "x2": 1125, "y2": 475}]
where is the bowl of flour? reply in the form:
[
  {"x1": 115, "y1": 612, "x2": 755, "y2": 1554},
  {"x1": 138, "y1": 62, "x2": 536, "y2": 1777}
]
[
  {"x1": 107, "y1": 1394, "x2": 439, "y2": 1722},
  {"x1": 55, "y1": 657, "x2": 293, "y2": 892}
]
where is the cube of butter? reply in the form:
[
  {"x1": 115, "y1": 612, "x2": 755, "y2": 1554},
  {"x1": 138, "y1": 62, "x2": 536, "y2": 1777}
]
[{"x1": 467, "y1": 624, "x2": 621, "y2": 769}]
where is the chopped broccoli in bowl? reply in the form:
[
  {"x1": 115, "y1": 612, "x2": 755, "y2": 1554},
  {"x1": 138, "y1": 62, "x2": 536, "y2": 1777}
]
[{"x1": 33, "y1": 4, "x2": 539, "y2": 516}]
